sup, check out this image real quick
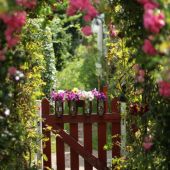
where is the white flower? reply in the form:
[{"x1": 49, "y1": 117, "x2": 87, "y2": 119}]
[
  {"x1": 86, "y1": 91, "x2": 94, "y2": 101},
  {"x1": 4, "y1": 108, "x2": 10, "y2": 116}
]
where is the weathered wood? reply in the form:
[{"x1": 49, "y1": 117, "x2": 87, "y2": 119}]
[
  {"x1": 56, "y1": 124, "x2": 108, "y2": 170},
  {"x1": 56, "y1": 123, "x2": 65, "y2": 170},
  {"x1": 70, "y1": 123, "x2": 79, "y2": 170},
  {"x1": 41, "y1": 97, "x2": 120, "y2": 170},
  {"x1": 84, "y1": 123, "x2": 93, "y2": 170},
  {"x1": 42, "y1": 114, "x2": 120, "y2": 124},
  {"x1": 98, "y1": 122, "x2": 107, "y2": 167}
]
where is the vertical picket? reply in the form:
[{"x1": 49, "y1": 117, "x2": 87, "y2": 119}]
[
  {"x1": 42, "y1": 98, "x2": 52, "y2": 169},
  {"x1": 70, "y1": 123, "x2": 79, "y2": 170},
  {"x1": 84, "y1": 123, "x2": 93, "y2": 170},
  {"x1": 98, "y1": 122, "x2": 107, "y2": 167},
  {"x1": 56, "y1": 123, "x2": 65, "y2": 170}
]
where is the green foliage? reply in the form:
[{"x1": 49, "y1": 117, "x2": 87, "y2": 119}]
[
  {"x1": 57, "y1": 43, "x2": 99, "y2": 90},
  {"x1": 104, "y1": 0, "x2": 170, "y2": 169}
]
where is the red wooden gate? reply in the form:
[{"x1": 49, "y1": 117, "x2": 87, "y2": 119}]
[{"x1": 41, "y1": 92, "x2": 120, "y2": 170}]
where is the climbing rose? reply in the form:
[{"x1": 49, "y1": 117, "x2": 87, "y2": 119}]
[
  {"x1": 8, "y1": 67, "x2": 17, "y2": 76},
  {"x1": 81, "y1": 26, "x2": 92, "y2": 36},
  {"x1": 144, "y1": 2, "x2": 159, "y2": 10},
  {"x1": 83, "y1": 15, "x2": 92, "y2": 22},
  {"x1": 142, "y1": 136, "x2": 153, "y2": 151},
  {"x1": 66, "y1": 5, "x2": 77, "y2": 16},
  {"x1": 143, "y1": 9, "x2": 165, "y2": 33},
  {"x1": 16, "y1": 0, "x2": 37, "y2": 9},
  {"x1": 142, "y1": 39, "x2": 157, "y2": 55},
  {"x1": 67, "y1": 0, "x2": 98, "y2": 21},
  {"x1": 159, "y1": 81, "x2": 170, "y2": 97},
  {"x1": 86, "y1": 5, "x2": 98, "y2": 19},
  {"x1": 137, "y1": 0, "x2": 159, "y2": 9},
  {"x1": 0, "y1": 11, "x2": 26, "y2": 48},
  {"x1": 0, "y1": 11, "x2": 26, "y2": 29},
  {"x1": 109, "y1": 24, "x2": 117, "y2": 37}
]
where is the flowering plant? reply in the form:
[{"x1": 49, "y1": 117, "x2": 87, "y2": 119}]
[
  {"x1": 51, "y1": 90, "x2": 65, "y2": 101},
  {"x1": 50, "y1": 88, "x2": 106, "y2": 101}
]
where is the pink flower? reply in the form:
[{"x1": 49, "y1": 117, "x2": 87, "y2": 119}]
[
  {"x1": 81, "y1": 26, "x2": 92, "y2": 36},
  {"x1": 66, "y1": 5, "x2": 77, "y2": 16},
  {"x1": 66, "y1": 0, "x2": 98, "y2": 20},
  {"x1": 159, "y1": 81, "x2": 170, "y2": 97},
  {"x1": 1, "y1": 11, "x2": 26, "y2": 29},
  {"x1": 16, "y1": 0, "x2": 37, "y2": 9},
  {"x1": 143, "y1": 9, "x2": 165, "y2": 33},
  {"x1": 8, "y1": 66, "x2": 17, "y2": 76},
  {"x1": 142, "y1": 39, "x2": 157, "y2": 55},
  {"x1": 143, "y1": 142, "x2": 153, "y2": 151},
  {"x1": 69, "y1": 0, "x2": 85, "y2": 10},
  {"x1": 109, "y1": 24, "x2": 117, "y2": 37},
  {"x1": 142, "y1": 136, "x2": 153, "y2": 151},
  {"x1": 86, "y1": 5, "x2": 98, "y2": 19},
  {"x1": 83, "y1": 15, "x2": 92, "y2": 22},
  {"x1": 144, "y1": 2, "x2": 159, "y2": 10},
  {"x1": 0, "y1": 11, "x2": 26, "y2": 48}
]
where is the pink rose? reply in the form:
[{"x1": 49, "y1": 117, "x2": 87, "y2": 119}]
[
  {"x1": 143, "y1": 9, "x2": 165, "y2": 33},
  {"x1": 81, "y1": 26, "x2": 92, "y2": 36},
  {"x1": 142, "y1": 136, "x2": 153, "y2": 151},
  {"x1": 143, "y1": 142, "x2": 153, "y2": 151},
  {"x1": 66, "y1": 5, "x2": 77, "y2": 16},
  {"x1": 144, "y1": 2, "x2": 159, "y2": 10},
  {"x1": 159, "y1": 81, "x2": 170, "y2": 97},
  {"x1": 109, "y1": 24, "x2": 117, "y2": 38},
  {"x1": 86, "y1": 5, "x2": 98, "y2": 19},
  {"x1": 138, "y1": 0, "x2": 158, "y2": 7},
  {"x1": 16, "y1": 0, "x2": 37, "y2": 9},
  {"x1": 8, "y1": 67, "x2": 17, "y2": 76},
  {"x1": 83, "y1": 15, "x2": 92, "y2": 22},
  {"x1": 142, "y1": 39, "x2": 157, "y2": 55}
]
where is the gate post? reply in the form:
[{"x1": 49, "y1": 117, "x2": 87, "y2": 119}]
[{"x1": 42, "y1": 98, "x2": 52, "y2": 170}]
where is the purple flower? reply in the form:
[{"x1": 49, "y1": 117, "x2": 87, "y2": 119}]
[
  {"x1": 50, "y1": 90, "x2": 65, "y2": 101},
  {"x1": 92, "y1": 89, "x2": 106, "y2": 100},
  {"x1": 66, "y1": 91, "x2": 79, "y2": 101},
  {"x1": 50, "y1": 91, "x2": 57, "y2": 101}
]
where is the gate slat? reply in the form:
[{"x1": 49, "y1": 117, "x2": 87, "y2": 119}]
[
  {"x1": 84, "y1": 123, "x2": 92, "y2": 170},
  {"x1": 70, "y1": 123, "x2": 79, "y2": 170},
  {"x1": 56, "y1": 123, "x2": 65, "y2": 170},
  {"x1": 98, "y1": 122, "x2": 107, "y2": 167},
  {"x1": 42, "y1": 98, "x2": 52, "y2": 170}
]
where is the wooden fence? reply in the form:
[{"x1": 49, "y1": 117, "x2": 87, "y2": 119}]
[{"x1": 41, "y1": 92, "x2": 120, "y2": 170}]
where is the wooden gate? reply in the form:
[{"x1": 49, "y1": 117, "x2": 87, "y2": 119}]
[{"x1": 41, "y1": 91, "x2": 120, "y2": 170}]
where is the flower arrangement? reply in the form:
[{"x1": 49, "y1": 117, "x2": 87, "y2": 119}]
[
  {"x1": 50, "y1": 88, "x2": 107, "y2": 116},
  {"x1": 50, "y1": 88, "x2": 106, "y2": 101}
]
